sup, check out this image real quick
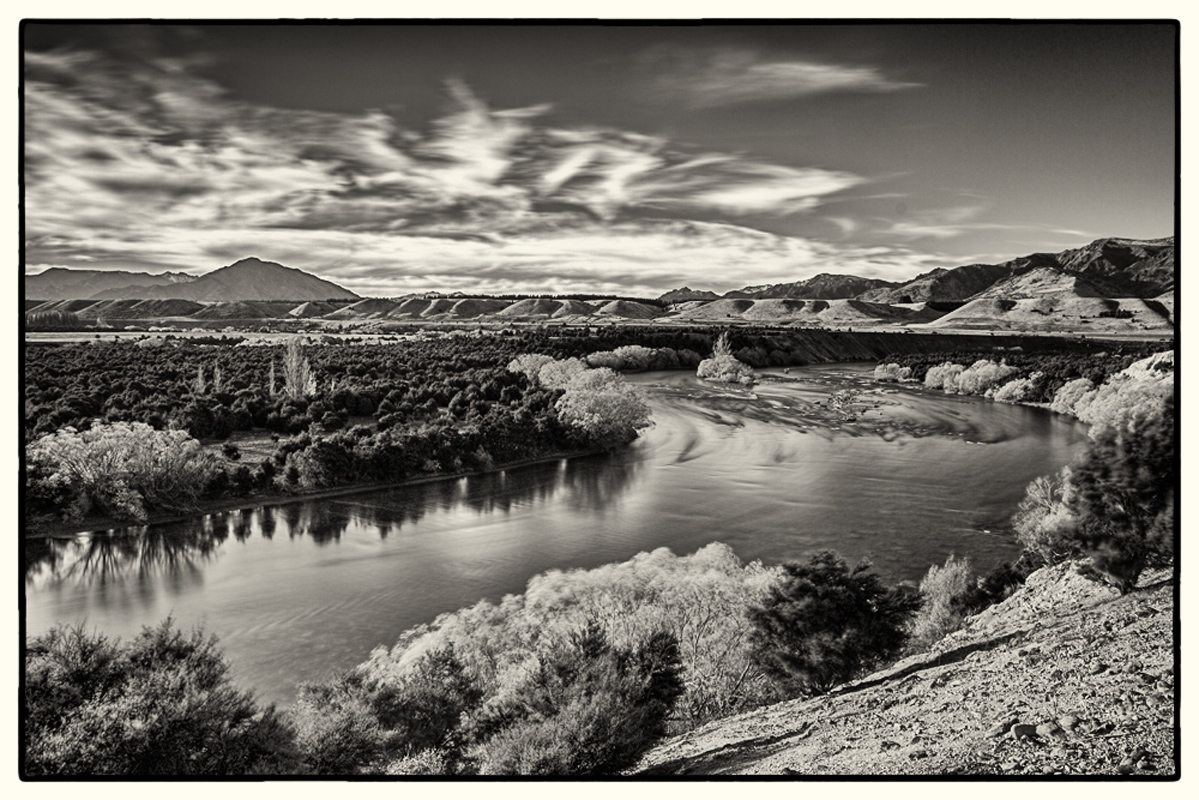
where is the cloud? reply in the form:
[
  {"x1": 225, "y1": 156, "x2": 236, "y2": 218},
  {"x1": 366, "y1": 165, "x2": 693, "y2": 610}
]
[
  {"x1": 647, "y1": 47, "x2": 923, "y2": 108},
  {"x1": 23, "y1": 46, "x2": 942, "y2": 295}
]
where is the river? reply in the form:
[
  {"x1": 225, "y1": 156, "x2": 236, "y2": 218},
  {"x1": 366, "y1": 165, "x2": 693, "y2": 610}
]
[{"x1": 23, "y1": 364, "x2": 1088, "y2": 705}]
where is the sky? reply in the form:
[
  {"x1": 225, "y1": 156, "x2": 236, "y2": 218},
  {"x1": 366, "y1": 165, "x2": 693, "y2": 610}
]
[{"x1": 22, "y1": 22, "x2": 1177, "y2": 297}]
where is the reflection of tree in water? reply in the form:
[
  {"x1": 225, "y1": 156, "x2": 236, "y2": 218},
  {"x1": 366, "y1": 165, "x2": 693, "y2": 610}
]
[
  {"x1": 274, "y1": 501, "x2": 351, "y2": 544},
  {"x1": 560, "y1": 454, "x2": 640, "y2": 514},
  {"x1": 339, "y1": 455, "x2": 638, "y2": 536},
  {"x1": 26, "y1": 518, "x2": 225, "y2": 590}
]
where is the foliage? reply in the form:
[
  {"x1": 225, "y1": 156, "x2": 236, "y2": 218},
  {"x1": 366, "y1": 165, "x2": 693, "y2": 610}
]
[
  {"x1": 1074, "y1": 351, "x2": 1174, "y2": 434},
  {"x1": 697, "y1": 335, "x2": 755, "y2": 385},
  {"x1": 26, "y1": 422, "x2": 224, "y2": 522},
  {"x1": 923, "y1": 361, "x2": 964, "y2": 391},
  {"x1": 950, "y1": 359, "x2": 1018, "y2": 396},
  {"x1": 282, "y1": 337, "x2": 317, "y2": 400},
  {"x1": 907, "y1": 555, "x2": 975, "y2": 652},
  {"x1": 1050, "y1": 377, "x2": 1095, "y2": 416},
  {"x1": 352, "y1": 544, "x2": 779, "y2": 754},
  {"x1": 991, "y1": 373, "x2": 1041, "y2": 403},
  {"x1": 1012, "y1": 352, "x2": 1175, "y2": 591},
  {"x1": 24, "y1": 620, "x2": 295, "y2": 776},
  {"x1": 556, "y1": 367, "x2": 652, "y2": 449},
  {"x1": 1065, "y1": 394, "x2": 1175, "y2": 591},
  {"x1": 873, "y1": 363, "x2": 913, "y2": 383},
  {"x1": 748, "y1": 551, "x2": 918, "y2": 696},
  {"x1": 1012, "y1": 468, "x2": 1079, "y2": 567},
  {"x1": 470, "y1": 625, "x2": 684, "y2": 775}
]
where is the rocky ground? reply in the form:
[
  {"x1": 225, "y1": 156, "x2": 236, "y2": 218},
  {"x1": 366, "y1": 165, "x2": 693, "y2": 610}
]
[{"x1": 632, "y1": 561, "x2": 1177, "y2": 777}]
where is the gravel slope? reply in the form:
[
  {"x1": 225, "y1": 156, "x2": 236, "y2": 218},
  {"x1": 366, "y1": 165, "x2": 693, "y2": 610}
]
[{"x1": 632, "y1": 561, "x2": 1177, "y2": 777}]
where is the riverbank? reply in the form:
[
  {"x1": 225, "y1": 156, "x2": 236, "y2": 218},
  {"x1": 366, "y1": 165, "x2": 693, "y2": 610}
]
[
  {"x1": 23, "y1": 447, "x2": 605, "y2": 540},
  {"x1": 632, "y1": 559, "x2": 1177, "y2": 776}
]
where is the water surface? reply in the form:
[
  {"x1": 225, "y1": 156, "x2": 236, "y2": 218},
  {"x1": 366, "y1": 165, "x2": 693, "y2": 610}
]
[{"x1": 25, "y1": 364, "x2": 1087, "y2": 704}]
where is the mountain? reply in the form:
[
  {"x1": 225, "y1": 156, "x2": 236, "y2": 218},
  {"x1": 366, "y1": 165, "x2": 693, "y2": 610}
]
[
  {"x1": 658, "y1": 287, "x2": 721, "y2": 304},
  {"x1": 735, "y1": 273, "x2": 900, "y2": 300},
  {"x1": 926, "y1": 267, "x2": 1172, "y2": 332},
  {"x1": 115, "y1": 258, "x2": 359, "y2": 302},
  {"x1": 24, "y1": 268, "x2": 195, "y2": 300},
  {"x1": 863, "y1": 237, "x2": 1174, "y2": 304},
  {"x1": 1054, "y1": 236, "x2": 1175, "y2": 297},
  {"x1": 860, "y1": 263, "x2": 1024, "y2": 304}
]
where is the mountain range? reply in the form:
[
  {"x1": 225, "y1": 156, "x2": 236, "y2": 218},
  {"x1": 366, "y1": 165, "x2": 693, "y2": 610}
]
[
  {"x1": 26, "y1": 258, "x2": 359, "y2": 302},
  {"x1": 24, "y1": 236, "x2": 1174, "y2": 333},
  {"x1": 664, "y1": 236, "x2": 1174, "y2": 305}
]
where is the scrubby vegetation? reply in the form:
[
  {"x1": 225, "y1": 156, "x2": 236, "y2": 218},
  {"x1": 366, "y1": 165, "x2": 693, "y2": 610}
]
[
  {"x1": 24, "y1": 336, "x2": 656, "y2": 526},
  {"x1": 748, "y1": 551, "x2": 919, "y2": 696},
  {"x1": 697, "y1": 332, "x2": 756, "y2": 385},
  {"x1": 25, "y1": 422, "x2": 224, "y2": 522},
  {"x1": 24, "y1": 619, "x2": 295, "y2": 776}
]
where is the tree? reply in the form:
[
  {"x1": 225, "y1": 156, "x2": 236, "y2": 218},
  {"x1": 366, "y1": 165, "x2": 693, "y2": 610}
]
[
  {"x1": 283, "y1": 338, "x2": 316, "y2": 400},
  {"x1": 1065, "y1": 395, "x2": 1175, "y2": 592},
  {"x1": 25, "y1": 620, "x2": 295, "y2": 776},
  {"x1": 556, "y1": 368, "x2": 651, "y2": 449},
  {"x1": 696, "y1": 332, "x2": 755, "y2": 385},
  {"x1": 748, "y1": 551, "x2": 918, "y2": 696}
]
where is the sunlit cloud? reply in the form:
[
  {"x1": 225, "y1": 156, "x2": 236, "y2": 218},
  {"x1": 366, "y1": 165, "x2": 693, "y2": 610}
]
[
  {"x1": 24, "y1": 46, "x2": 941, "y2": 295},
  {"x1": 647, "y1": 47, "x2": 923, "y2": 108}
]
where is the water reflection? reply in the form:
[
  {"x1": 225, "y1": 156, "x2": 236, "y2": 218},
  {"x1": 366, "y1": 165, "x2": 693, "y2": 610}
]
[
  {"x1": 25, "y1": 452, "x2": 639, "y2": 595},
  {"x1": 26, "y1": 520, "x2": 223, "y2": 591}
]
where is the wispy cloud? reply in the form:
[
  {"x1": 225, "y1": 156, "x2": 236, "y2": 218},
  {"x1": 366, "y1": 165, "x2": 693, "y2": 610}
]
[
  {"x1": 647, "y1": 47, "x2": 923, "y2": 108},
  {"x1": 23, "y1": 47, "x2": 939, "y2": 294}
]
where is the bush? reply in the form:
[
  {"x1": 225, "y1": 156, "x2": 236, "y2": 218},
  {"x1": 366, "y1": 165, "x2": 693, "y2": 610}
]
[
  {"x1": 953, "y1": 359, "x2": 1018, "y2": 396},
  {"x1": 748, "y1": 551, "x2": 918, "y2": 696},
  {"x1": 924, "y1": 362, "x2": 964, "y2": 391},
  {"x1": 471, "y1": 624, "x2": 684, "y2": 775},
  {"x1": 907, "y1": 555, "x2": 975, "y2": 652},
  {"x1": 873, "y1": 363, "x2": 913, "y2": 383},
  {"x1": 1065, "y1": 395, "x2": 1175, "y2": 591},
  {"x1": 25, "y1": 422, "x2": 224, "y2": 522},
  {"x1": 1012, "y1": 468, "x2": 1080, "y2": 567},
  {"x1": 1050, "y1": 377, "x2": 1096, "y2": 417},
  {"x1": 25, "y1": 620, "x2": 294, "y2": 776},
  {"x1": 556, "y1": 368, "x2": 652, "y2": 450}
]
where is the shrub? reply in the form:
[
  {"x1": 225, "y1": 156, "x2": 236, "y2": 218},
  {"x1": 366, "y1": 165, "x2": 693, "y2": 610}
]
[
  {"x1": 470, "y1": 625, "x2": 684, "y2": 775},
  {"x1": 25, "y1": 620, "x2": 294, "y2": 776},
  {"x1": 907, "y1": 555, "x2": 975, "y2": 652},
  {"x1": 992, "y1": 373, "x2": 1038, "y2": 403},
  {"x1": 748, "y1": 551, "x2": 918, "y2": 696},
  {"x1": 25, "y1": 422, "x2": 224, "y2": 522},
  {"x1": 873, "y1": 363, "x2": 913, "y2": 383},
  {"x1": 924, "y1": 362, "x2": 964, "y2": 391},
  {"x1": 556, "y1": 368, "x2": 652, "y2": 449},
  {"x1": 1050, "y1": 377, "x2": 1096, "y2": 417},
  {"x1": 1012, "y1": 467, "x2": 1079, "y2": 567},
  {"x1": 1065, "y1": 395, "x2": 1175, "y2": 592},
  {"x1": 953, "y1": 359, "x2": 1018, "y2": 396}
]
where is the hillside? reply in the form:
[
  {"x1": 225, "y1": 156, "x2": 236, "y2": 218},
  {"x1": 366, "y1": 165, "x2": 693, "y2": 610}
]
[
  {"x1": 633, "y1": 561, "x2": 1176, "y2": 776},
  {"x1": 737, "y1": 273, "x2": 899, "y2": 300},
  {"x1": 25, "y1": 267, "x2": 195, "y2": 300},
  {"x1": 129, "y1": 258, "x2": 360, "y2": 302}
]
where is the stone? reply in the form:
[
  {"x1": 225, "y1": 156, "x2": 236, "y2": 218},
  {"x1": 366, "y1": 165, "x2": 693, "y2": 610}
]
[
  {"x1": 1011, "y1": 724, "x2": 1038, "y2": 741},
  {"x1": 1036, "y1": 722, "x2": 1066, "y2": 740},
  {"x1": 986, "y1": 718, "x2": 1018, "y2": 738}
]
